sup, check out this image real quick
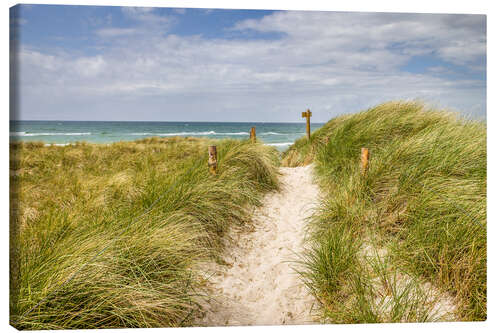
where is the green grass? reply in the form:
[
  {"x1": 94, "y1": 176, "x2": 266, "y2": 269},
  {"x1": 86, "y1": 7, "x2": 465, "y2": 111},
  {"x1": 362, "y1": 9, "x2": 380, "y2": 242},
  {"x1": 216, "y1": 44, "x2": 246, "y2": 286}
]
[
  {"x1": 10, "y1": 136, "x2": 280, "y2": 329},
  {"x1": 284, "y1": 101, "x2": 486, "y2": 322}
]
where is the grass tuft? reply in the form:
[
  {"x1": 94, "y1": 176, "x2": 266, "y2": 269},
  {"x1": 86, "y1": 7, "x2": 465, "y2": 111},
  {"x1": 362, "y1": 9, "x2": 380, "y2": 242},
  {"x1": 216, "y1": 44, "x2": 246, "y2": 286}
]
[
  {"x1": 284, "y1": 101, "x2": 486, "y2": 322},
  {"x1": 10, "y1": 137, "x2": 280, "y2": 329}
]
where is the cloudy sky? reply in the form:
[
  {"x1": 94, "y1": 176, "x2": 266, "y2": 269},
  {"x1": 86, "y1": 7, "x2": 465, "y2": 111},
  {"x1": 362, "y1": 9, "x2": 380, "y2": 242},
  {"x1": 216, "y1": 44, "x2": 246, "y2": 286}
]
[{"x1": 10, "y1": 4, "x2": 486, "y2": 122}]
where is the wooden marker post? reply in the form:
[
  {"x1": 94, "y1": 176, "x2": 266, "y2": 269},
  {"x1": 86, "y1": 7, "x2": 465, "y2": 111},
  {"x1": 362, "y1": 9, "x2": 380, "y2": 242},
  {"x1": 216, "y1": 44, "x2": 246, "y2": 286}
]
[
  {"x1": 302, "y1": 109, "x2": 312, "y2": 140},
  {"x1": 250, "y1": 126, "x2": 256, "y2": 143},
  {"x1": 208, "y1": 145, "x2": 217, "y2": 175},
  {"x1": 361, "y1": 148, "x2": 370, "y2": 175}
]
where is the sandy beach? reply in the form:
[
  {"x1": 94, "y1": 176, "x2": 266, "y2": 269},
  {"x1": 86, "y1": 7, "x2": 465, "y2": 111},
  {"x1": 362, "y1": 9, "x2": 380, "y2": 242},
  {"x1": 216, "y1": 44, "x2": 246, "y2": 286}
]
[{"x1": 196, "y1": 165, "x2": 320, "y2": 326}]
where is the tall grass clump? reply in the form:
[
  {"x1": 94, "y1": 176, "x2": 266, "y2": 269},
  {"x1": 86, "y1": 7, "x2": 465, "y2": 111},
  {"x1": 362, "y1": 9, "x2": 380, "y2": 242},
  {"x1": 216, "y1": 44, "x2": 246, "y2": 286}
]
[
  {"x1": 284, "y1": 101, "x2": 486, "y2": 322},
  {"x1": 10, "y1": 137, "x2": 279, "y2": 329}
]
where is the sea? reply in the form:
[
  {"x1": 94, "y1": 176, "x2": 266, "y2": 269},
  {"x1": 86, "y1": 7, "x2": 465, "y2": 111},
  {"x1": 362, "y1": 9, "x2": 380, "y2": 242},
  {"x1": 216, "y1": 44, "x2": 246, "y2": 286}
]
[{"x1": 10, "y1": 121, "x2": 324, "y2": 151}]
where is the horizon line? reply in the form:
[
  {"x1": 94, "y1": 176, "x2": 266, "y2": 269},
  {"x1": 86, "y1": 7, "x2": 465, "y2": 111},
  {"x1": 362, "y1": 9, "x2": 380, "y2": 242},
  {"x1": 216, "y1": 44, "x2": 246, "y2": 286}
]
[{"x1": 11, "y1": 119, "x2": 326, "y2": 124}]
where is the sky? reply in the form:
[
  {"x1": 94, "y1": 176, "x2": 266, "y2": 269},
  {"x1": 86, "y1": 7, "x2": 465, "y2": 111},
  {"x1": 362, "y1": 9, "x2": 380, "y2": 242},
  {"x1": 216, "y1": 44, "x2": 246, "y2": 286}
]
[{"x1": 9, "y1": 4, "x2": 486, "y2": 122}]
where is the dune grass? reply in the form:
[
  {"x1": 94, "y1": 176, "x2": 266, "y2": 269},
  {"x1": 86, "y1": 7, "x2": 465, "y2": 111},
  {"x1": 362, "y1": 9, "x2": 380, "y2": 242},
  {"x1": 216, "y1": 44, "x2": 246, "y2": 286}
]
[
  {"x1": 10, "y1": 136, "x2": 280, "y2": 329},
  {"x1": 284, "y1": 101, "x2": 486, "y2": 322}
]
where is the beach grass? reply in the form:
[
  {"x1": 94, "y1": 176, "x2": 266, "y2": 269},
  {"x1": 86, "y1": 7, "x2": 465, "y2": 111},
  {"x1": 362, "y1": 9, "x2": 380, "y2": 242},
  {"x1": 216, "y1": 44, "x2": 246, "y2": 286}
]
[
  {"x1": 10, "y1": 136, "x2": 280, "y2": 329},
  {"x1": 284, "y1": 101, "x2": 486, "y2": 322}
]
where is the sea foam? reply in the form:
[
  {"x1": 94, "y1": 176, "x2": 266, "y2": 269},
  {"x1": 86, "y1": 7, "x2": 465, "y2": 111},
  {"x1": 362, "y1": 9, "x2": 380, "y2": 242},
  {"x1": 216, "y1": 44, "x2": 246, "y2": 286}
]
[
  {"x1": 131, "y1": 131, "x2": 249, "y2": 136},
  {"x1": 11, "y1": 132, "x2": 91, "y2": 136}
]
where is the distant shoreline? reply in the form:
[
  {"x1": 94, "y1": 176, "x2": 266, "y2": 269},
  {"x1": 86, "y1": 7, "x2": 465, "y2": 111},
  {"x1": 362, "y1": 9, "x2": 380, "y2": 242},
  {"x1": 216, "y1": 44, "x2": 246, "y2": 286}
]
[
  {"x1": 10, "y1": 120, "x2": 326, "y2": 125},
  {"x1": 10, "y1": 121, "x2": 320, "y2": 152}
]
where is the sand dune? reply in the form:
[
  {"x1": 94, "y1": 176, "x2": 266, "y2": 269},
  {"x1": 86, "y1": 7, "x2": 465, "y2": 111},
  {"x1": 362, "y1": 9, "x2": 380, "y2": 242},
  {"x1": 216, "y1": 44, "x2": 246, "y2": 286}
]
[{"x1": 195, "y1": 165, "x2": 320, "y2": 326}]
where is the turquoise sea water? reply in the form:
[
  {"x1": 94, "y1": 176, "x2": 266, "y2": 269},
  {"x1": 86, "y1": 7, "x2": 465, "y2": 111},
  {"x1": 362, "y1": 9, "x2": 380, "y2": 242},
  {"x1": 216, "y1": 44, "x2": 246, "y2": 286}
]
[{"x1": 10, "y1": 121, "x2": 324, "y2": 151}]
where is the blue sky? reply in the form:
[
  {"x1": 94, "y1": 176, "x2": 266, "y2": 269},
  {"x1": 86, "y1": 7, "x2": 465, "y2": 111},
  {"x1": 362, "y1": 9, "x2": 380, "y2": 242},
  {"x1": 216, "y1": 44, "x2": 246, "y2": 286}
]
[{"x1": 10, "y1": 4, "x2": 486, "y2": 121}]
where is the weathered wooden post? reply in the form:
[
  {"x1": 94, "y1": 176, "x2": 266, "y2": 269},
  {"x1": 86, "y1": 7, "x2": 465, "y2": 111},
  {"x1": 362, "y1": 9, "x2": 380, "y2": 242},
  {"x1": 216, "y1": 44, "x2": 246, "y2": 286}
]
[
  {"x1": 250, "y1": 127, "x2": 256, "y2": 143},
  {"x1": 302, "y1": 109, "x2": 312, "y2": 140},
  {"x1": 361, "y1": 148, "x2": 370, "y2": 175},
  {"x1": 208, "y1": 145, "x2": 217, "y2": 175}
]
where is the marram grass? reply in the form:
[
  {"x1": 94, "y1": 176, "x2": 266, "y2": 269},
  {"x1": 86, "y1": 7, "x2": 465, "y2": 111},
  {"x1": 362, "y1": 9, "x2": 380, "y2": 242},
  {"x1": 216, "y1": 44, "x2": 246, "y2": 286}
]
[
  {"x1": 10, "y1": 137, "x2": 280, "y2": 329},
  {"x1": 284, "y1": 101, "x2": 486, "y2": 322}
]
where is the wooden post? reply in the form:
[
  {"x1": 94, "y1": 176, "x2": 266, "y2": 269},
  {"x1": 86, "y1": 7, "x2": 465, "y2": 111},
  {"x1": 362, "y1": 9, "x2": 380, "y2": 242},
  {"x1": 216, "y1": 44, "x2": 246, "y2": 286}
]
[
  {"x1": 361, "y1": 148, "x2": 369, "y2": 175},
  {"x1": 302, "y1": 109, "x2": 312, "y2": 140},
  {"x1": 208, "y1": 145, "x2": 217, "y2": 175},
  {"x1": 250, "y1": 127, "x2": 256, "y2": 143}
]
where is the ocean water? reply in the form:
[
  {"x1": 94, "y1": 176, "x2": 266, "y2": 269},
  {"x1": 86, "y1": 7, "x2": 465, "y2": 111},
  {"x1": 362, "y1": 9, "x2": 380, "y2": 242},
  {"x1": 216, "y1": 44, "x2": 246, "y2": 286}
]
[{"x1": 10, "y1": 121, "x2": 324, "y2": 151}]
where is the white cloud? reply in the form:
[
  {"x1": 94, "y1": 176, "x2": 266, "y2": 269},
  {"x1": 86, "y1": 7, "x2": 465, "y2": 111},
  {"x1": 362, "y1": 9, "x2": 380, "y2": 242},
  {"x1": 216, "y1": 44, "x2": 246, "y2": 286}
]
[
  {"x1": 14, "y1": 10, "x2": 486, "y2": 121},
  {"x1": 74, "y1": 56, "x2": 106, "y2": 77},
  {"x1": 121, "y1": 7, "x2": 155, "y2": 15},
  {"x1": 95, "y1": 28, "x2": 138, "y2": 37},
  {"x1": 121, "y1": 6, "x2": 172, "y2": 26},
  {"x1": 233, "y1": 11, "x2": 486, "y2": 67}
]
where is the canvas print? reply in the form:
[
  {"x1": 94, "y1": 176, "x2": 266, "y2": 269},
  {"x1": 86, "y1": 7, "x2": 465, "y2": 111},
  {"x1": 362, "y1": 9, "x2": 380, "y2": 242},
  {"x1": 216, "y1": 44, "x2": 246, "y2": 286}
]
[{"x1": 9, "y1": 3, "x2": 486, "y2": 329}]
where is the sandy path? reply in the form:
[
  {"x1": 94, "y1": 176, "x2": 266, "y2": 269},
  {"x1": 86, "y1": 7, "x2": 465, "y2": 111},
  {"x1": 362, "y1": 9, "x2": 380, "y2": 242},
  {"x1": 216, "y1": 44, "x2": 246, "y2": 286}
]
[{"x1": 195, "y1": 165, "x2": 319, "y2": 326}]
